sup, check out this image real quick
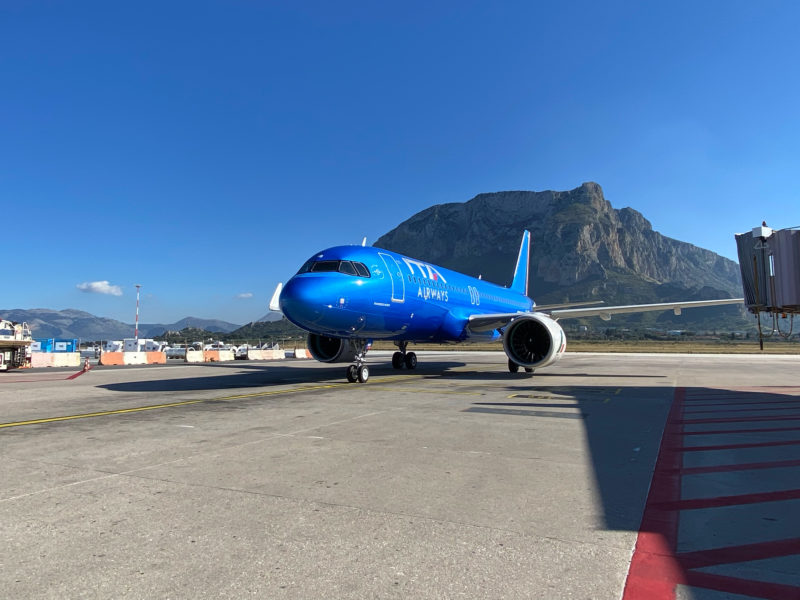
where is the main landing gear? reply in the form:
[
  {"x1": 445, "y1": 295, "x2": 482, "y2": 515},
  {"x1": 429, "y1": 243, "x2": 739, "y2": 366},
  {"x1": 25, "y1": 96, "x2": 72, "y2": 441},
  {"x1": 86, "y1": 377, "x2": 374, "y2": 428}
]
[
  {"x1": 507, "y1": 359, "x2": 534, "y2": 374},
  {"x1": 346, "y1": 339, "x2": 370, "y2": 384},
  {"x1": 392, "y1": 341, "x2": 417, "y2": 370}
]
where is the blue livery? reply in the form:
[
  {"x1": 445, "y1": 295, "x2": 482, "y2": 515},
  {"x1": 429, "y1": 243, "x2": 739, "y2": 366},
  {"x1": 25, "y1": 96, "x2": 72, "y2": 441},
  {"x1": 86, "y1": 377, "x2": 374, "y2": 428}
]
[{"x1": 275, "y1": 231, "x2": 742, "y2": 383}]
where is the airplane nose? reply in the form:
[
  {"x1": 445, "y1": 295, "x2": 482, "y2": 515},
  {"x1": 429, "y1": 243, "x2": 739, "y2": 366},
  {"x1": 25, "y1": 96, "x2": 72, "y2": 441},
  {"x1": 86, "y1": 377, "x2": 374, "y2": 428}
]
[{"x1": 279, "y1": 276, "x2": 324, "y2": 326}]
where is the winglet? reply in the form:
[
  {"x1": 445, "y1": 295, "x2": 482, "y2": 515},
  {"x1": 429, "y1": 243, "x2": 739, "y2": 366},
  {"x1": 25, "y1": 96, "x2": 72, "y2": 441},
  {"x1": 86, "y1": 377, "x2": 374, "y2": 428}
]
[
  {"x1": 268, "y1": 283, "x2": 283, "y2": 312},
  {"x1": 510, "y1": 231, "x2": 531, "y2": 296}
]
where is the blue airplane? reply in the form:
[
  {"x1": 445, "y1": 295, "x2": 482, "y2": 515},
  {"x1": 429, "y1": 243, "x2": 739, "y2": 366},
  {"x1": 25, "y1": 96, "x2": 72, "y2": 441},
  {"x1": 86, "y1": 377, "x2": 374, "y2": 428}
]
[{"x1": 270, "y1": 231, "x2": 742, "y2": 383}]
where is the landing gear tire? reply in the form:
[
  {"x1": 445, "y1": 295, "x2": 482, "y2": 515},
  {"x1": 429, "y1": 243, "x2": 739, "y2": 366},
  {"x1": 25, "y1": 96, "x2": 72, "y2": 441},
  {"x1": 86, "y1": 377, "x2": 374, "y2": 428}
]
[
  {"x1": 392, "y1": 352, "x2": 404, "y2": 369},
  {"x1": 404, "y1": 352, "x2": 417, "y2": 370},
  {"x1": 346, "y1": 364, "x2": 358, "y2": 382},
  {"x1": 357, "y1": 364, "x2": 369, "y2": 383},
  {"x1": 508, "y1": 359, "x2": 520, "y2": 373},
  {"x1": 524, "y1": 367, "x2": 534, "y2": 374}
]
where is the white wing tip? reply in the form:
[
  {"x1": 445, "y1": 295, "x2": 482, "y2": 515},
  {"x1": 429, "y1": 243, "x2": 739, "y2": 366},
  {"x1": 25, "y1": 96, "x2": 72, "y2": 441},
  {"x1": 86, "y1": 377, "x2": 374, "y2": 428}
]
[{"x1": 269, "y1": 283, "x2": 283, "y2": 312}]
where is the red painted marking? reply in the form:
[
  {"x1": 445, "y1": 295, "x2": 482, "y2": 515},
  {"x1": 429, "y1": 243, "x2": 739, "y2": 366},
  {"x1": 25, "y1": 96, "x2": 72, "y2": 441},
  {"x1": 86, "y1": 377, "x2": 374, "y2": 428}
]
[
  {"x1": 623, "y1": 386, "x2": 800, "y2": 599},
  {"x1": 66, "y1": 368, "x2": 89, "y2": 380},
  {"x1": 685, "y1": 406, "x2": 800, "y2": 414},
  {"x1": 683, "y1": 426, "x2": 800, "y2": 435},
  {"x1": 676, "y1": 537, "x2": 800, "y2": 569},
  {"x1": 654, "y1": 488, "x2": 800, "y2": 511},
  {"x1": 0, "y1": 370, "x2": 88, "y2": 383},
  {"x1": 683, "y1": 415, "x2": 800, "y2": 424},
  {"x1": 622, "y1": 388, "x2": 685, "y2": 600},
  {"x1": 685, "y1": 400, "x2": 800, "y2": 408},
  {"x1": 684, "y1": 571, "x2": 800, "y2": 600},
  {"x1": 681, "y1": 458, "x2": 800, "y2": 475},
  {"x1": 676, "y1": 439, "x2": 800, "y2": 452}
]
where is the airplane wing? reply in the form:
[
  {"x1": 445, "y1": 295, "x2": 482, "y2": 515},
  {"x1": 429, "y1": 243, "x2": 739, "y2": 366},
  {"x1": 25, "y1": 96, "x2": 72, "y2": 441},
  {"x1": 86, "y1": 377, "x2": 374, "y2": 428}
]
[
  {"x1": 467, "y1": 313, "x2": 527, "y2": 333},
  {"x1": 467, "y1": 297, "x2": 743, "y2": 332},
  {"x1": 548, "y1": 298, "x2": 743, "y2": 321}
]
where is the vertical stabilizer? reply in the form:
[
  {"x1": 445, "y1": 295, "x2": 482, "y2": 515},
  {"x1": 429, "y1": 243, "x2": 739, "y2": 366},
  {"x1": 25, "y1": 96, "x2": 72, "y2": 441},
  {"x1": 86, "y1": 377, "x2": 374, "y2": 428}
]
[{"x1": 510, "y1": 230, "x2": 531, "y2": 296}]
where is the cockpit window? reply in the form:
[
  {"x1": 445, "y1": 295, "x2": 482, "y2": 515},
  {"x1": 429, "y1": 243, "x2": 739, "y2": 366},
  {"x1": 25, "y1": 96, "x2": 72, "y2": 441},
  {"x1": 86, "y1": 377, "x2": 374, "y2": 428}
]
[
  {"x1": 338, "y1": 261, "x2": 357, "y2": 275},
  {"x1": 353, "y1": 262, "x2": 370, "y2": 277},
  {"x1": 310, "y1": 260, "x2": 340, "y2": 272},
  {"x1": 297, "y1": 259, "x2": 371, "y2": 278}
]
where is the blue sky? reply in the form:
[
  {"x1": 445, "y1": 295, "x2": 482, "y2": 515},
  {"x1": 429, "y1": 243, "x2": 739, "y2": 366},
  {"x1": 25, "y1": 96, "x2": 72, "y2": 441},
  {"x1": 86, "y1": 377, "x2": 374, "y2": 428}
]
[{"x1": 2, "y1": 1, "x2": 798, "y2": 324}]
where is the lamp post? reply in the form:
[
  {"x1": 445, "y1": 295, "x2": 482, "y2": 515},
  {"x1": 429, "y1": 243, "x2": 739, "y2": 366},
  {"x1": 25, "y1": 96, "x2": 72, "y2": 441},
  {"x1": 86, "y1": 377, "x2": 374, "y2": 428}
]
[{"x1": 134, "y1": 284, "x2": 141, "y2": 345}]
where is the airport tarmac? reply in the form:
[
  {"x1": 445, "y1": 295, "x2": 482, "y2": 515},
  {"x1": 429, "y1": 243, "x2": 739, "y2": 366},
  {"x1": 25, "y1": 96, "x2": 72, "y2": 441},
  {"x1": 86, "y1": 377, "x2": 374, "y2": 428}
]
[{"x1": 1, "y1": 352, "x2": 799, "y2": 599}]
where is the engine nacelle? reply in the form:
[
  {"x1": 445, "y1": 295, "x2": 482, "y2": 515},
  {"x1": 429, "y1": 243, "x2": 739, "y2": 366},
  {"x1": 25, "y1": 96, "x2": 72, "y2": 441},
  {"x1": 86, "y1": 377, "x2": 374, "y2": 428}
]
[
  {"x1": 307, "y1": 333, "x2": 357, "y2": 363},
  {"x1": 502, "y1": 313, "x2": 567, "y2": 369}
]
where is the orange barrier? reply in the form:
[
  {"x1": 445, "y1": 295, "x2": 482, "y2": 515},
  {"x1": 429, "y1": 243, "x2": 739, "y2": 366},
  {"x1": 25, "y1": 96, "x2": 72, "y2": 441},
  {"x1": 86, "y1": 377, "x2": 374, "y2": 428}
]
[
  {"x1": 294, "y1": 349, "x2": 309, "y2": 359},
  {"x1": 99, "y1": 352, "x2": 166, "y2": 366},
  {"x1": 99, "y1": 352, "x2": 125, "y2": 366},
  {"x1": 203, "y1": 350, "x2": 221, "y2": 362},
  {"x1": 145, "y1": 352, "x2": 166, "y2": 364}
]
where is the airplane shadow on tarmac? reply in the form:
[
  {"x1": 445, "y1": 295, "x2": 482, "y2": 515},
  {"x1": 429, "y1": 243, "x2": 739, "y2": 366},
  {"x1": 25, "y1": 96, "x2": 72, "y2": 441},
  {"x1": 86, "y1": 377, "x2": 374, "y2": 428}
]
[{"x1": 96, "y1": 359, "x2": 472, "y2": 393}]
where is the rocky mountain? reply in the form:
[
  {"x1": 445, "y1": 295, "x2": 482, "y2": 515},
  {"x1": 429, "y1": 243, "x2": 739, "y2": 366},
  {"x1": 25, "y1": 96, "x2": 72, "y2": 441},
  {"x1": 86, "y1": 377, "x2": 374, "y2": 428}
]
[
  {"x1": 375, "y1": 182, "x2": 746, "y2": 330},
  {"x1": 0, "y1": 308, "x2": 241, "y2": 340}
]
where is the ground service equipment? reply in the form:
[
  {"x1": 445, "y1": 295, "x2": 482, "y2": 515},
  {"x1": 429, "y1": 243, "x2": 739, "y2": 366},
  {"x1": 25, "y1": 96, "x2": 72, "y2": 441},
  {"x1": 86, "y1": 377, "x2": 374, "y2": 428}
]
[{"x1": 0, "y1": 319, "x2": 32, "y2": 371}]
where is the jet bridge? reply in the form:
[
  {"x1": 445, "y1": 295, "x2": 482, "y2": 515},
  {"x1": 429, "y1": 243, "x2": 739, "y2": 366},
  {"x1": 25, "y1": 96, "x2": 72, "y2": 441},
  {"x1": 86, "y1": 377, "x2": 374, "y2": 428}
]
[{"x1": 735, "y1": 225, "x2": 800, "y2": 347}]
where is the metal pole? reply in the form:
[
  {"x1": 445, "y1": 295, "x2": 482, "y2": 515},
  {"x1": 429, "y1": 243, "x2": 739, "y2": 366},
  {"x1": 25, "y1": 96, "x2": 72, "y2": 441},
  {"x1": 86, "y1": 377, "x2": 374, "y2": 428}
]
[{"x1": 135, "y1": 284, "x2": 141, "y2": 345}]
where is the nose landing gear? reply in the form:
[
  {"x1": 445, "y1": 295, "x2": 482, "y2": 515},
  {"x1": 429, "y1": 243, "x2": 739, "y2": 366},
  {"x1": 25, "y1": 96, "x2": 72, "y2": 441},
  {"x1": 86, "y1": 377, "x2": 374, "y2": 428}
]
[
  {"x1": 392, "y1": 341, "x2": 417, "y2": 370},
  {"x1": 346, "y1": 340, "x2": 370, "y2": 383}
]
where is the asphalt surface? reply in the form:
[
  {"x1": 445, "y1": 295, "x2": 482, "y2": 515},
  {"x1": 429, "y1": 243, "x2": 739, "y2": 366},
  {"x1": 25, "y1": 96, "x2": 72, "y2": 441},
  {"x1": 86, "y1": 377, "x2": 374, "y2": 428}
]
[{"x1": 1, "y1": 352, "x2": 799, "y2": 599}]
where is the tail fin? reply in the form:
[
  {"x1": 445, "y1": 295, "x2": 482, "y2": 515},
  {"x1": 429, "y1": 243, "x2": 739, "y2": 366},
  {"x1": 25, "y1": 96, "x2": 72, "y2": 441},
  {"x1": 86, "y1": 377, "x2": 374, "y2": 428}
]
[{"x1": 510, "y1": 230, "x2": 531, "y2": 296}]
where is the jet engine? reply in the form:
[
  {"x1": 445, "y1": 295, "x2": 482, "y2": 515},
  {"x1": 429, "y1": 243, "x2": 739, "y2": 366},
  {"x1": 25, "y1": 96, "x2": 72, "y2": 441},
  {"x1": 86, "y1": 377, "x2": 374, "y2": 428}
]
[
  {"x1": 502, "y1": 313, "x2": 567, "y2": 369},
  {"x1": 307, "y1": 333, "x2": 357, "y2": 363}
]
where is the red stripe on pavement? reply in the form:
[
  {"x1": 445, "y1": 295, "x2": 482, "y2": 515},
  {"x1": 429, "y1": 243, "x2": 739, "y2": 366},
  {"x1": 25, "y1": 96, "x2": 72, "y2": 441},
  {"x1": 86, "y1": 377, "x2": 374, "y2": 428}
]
[
  {"x1": 654, "y1": 488, "x2": 800, "y2": 511},
  {"x1": 681, "y1": 458, "x2": 800, "y2": 475},
  {"x1": 0, "y1": 369, "x2": 89, "y2": 382},
  {"x1": 682, "y1": 415, "x2": 800, "y2": 424},
  {"x1": 684, "y1": 571, "x2": 800, "y2": 600},
  {"x1": 676, "y1": 439, "x2": 800, "y2": 452},
  {"x1": 683, "y1": 406, "x2": 800, "y2": 415},
  {"x1": 684, "y1": 406, "x2": 800, "y2": 414},
  {"x1": 683, "y1": 426, "x2": 800, "y2": 436},
  {"x1": 676, "y1": 538, "x2": 800, "y2": 569},
  {"x1": 685, "y1": 400, "x2": 800, "y2": 409},
  {"x1": 622, "y1": 388, "x2": 685, "y2": 600}
]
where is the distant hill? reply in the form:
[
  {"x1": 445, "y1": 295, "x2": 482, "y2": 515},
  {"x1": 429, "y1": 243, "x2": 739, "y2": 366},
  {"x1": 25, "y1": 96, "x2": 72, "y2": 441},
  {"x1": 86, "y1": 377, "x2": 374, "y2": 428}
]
[
  {"x1": 375, "y1": 182, "x2": 748, "y2": 331},
  {"x1": 0, "y1": 308, "x2": 241, "y2": 339},
  {"x1": 256, "y1": 312, "x2": 284, "y2": 323}
]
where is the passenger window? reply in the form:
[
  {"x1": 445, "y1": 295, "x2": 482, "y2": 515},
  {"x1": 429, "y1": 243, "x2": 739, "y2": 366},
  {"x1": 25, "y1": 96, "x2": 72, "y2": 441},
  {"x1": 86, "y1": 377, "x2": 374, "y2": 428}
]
[
  {"x1": 338, "y1": 261, "x2": 357, "y2": 275},
  {"x1": 354, "y1": 262, "x2": 371, "y2": 277}
]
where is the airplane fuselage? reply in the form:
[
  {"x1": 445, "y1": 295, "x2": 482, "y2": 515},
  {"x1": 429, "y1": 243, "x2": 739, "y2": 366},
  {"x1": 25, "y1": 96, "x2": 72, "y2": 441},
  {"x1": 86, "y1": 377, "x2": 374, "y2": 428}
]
[{"x1": 280, "y1": 245, "x2": 533, "y2": 344}]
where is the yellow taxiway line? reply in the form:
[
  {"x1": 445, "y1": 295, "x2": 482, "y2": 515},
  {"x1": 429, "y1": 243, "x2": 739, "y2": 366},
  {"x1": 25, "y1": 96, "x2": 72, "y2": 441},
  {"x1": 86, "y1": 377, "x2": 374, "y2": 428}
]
[{"x1": 0, "y1": 381, "x2": 358, "y2": 429}]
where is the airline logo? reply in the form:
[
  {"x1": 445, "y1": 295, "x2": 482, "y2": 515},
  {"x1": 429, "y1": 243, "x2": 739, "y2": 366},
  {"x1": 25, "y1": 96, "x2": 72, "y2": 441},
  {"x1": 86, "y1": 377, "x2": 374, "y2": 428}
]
[{"x1": 401, "y1": 257, "x2": 448, "y2": 284}]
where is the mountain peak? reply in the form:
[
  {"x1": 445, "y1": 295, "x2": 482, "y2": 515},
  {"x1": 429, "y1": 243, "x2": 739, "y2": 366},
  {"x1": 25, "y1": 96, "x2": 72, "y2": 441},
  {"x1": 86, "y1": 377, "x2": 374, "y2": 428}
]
[{"x1": 374, "y1": 183, "x2": 742, "y2": 328}]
